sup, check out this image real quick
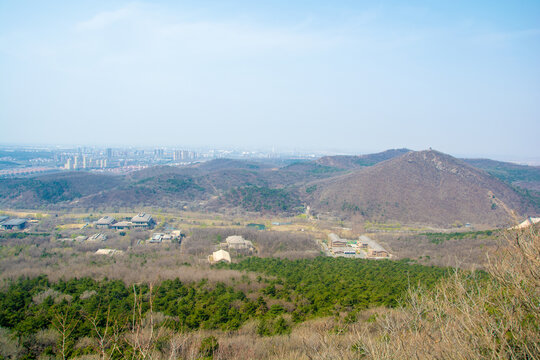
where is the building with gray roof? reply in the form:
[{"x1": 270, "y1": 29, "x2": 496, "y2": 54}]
[
  {"x1": 131, "y1": 213, "x2": 155, "y2": 229},
  {"x1": 111, "y1": 221, "x2": 132, "y2": 230},
  {"x1": 1, "y1": 218, "x2": 27, "y2": 230},
  {"x1": 96, "y1": 216, "x2": 116, "y2": 229},
  {"x1": 224, "y1": 235, "x2": 254, "y2": 251},
  {"x1": 359, "y1": 235, "x2": 389, "y2": 258},
  {"x1": 88, "y1": 233, "x2": 108, "y2": 242}
]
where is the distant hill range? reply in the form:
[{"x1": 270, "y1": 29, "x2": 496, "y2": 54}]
[
  {"x1": 315, "y1": 148, "x2": 412, "y2": 169},
  {"x1": 307, "y1": 150, "x2": 536, "y2": 226},
  {"x1": 461, "y1": 158, "x2": 540, "y2": 192},
  {"x1": 0, "y1": 149, "x2": 538, "y2": 226}
]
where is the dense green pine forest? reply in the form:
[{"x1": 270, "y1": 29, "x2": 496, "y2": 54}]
[{"x1": 0, "y1": 257, "x2": 448, "y2": 358}]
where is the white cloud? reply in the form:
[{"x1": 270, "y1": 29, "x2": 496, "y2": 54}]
[
  {"x1": 75, "y1": 5, "x2": 138, "y2": 31},
  {"x1": 65, "y1": 4, "x2": 343, "y2": 70}
]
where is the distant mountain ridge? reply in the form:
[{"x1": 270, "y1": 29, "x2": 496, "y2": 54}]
[
  {"x1": 462, "y1": 158, "x2": 540, "y2": 191},
  {"x1": 306, "y1": 150, "x2": 535, "y2": 226},
  {"x1": 315, "y1": 148, "x2": 411, "y2": 169},
  {"x1": 0, "y1": 149, "x2": 537, "y2": 226}
]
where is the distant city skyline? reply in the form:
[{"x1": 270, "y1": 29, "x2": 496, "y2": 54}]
[
  {"x1": 1, "y1": 1, "x2": 539, "y2": 161},
  {"x1": 1, "y1": 142, "x2": 538, "y2": 166}
]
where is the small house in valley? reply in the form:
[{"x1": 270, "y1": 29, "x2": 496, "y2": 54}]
[
  {"x1": 88, "y1": 233, "x2": 107, "y2": 242},
  {"x1": 359, "y1": 235, "x2": 389, "y2": 258},
  {"x1": 221, "y1": 235, "x2": 254, "y2": 253},
  {"x1": 328, "y1": 233, "x2": 348, "y2": 247},
  {"x1": 149, "y1": 233, "x2": 164, "y2": 243},
  {"x1": 1, "y1": 218, "x2": 27, "y2": 230},
  {"x1": 111, "y1": 221, "x2": 132, "y2": 230},
  {"x1": 209, "y1": 249, "x2": 231, "y2": 263},
  {"x1": 131, "y1": 213, "x2": 155, "y2": 229},
  {"x1": 96, "y1": 216, "x2": 116, "y2": 229}
]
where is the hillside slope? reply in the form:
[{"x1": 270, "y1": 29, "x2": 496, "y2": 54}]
[
  {"x1": 316, "y1": 148, "x2": 411, "y2": 169},
  {"x1": 462, "y1": 158, "x2": 540, "y2": 196},
  {"x1": 0, "y1": 150, "x2": 537, "y2": 223},
  {"x1": 307, "y1": 150, "x2": 534, "y2": 226},
  {"x1": 0, "y1": 172, "x2": 124, "y2": 208}
]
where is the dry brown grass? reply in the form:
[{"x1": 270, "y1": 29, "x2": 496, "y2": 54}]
[
  {"x1": 2, "y1": 219, "x2": 538, "y2": 359},
  {"x1": 91, "y1": 226, "x2": 537, "y2": 360},
  {"x1": 352, "y1": 225, "x2": 540, "y2": 360},
  {"x1": 375, "y1": 230, "x2": 501, "y2": 269}
]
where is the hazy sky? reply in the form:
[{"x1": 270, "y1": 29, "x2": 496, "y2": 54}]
[{"x1": 1, "y1": 1, "x2": 539, "y2": 159}]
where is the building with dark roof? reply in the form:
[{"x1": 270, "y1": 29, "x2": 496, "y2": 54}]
[
  {"x1": 111, "y1": 221, "x2": 132, "y2": 230},
  {"x1": 149, "y1": 233, "x2": 163, "y2": 243},
  {"x1": 328, "y1": 233, "x2": 348, "y2": 247},
  {"x1": 88, "y1": 233, "x2": 108, "y2": 242},
  {"x1": 131, "y1": 213, "x2": 155, "y2": 229},
  {"x1": 96, "y1": 216, "x2": 116, "y2": 229},
  {"x1": 1, "y1": 218, "x2": 27, "y2": 230}
]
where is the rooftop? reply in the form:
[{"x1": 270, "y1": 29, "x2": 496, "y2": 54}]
[
  {"x1": 359, "y1": 235, "x2": 387, "y2": 252},
  {"x1": 96, "y1": 216, "x2": 116, "y2": 225},
  {"x1": 88, "y1": 233, "x2": 107, "y2": 241},
  {"x1": 95, "y1": 249, "x2": 123, "y2": 255},
  {"x1": 226, "y1": 235, "x2": 246, "y2": 244},
  {"x1": 132, "y1": 213, "x2": 152, "y2": 223},
  {"x1": 212, "y1": 249, "x2": 231, "y2": 263},
  {"x1": 2, "y1": 218, "x2": 27, "y2": 226},
  {"x1": 226, "y1": 235, "x2": 254, "y2": 247}
]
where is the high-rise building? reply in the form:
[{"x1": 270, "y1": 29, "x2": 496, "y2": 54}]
[
  {"x1": 106, "y1": 148, "x2": 113, "y2": 159},
  {"x1": 154, "y1": 149, "x2": 164, "y2": 158}
]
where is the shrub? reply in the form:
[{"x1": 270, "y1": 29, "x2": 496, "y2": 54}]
[
  {"x1": 357, "y1": 225, "x2": 540, "y2": 359},
  {"x1": 199, "y1": 335, "x2": 218, "y2": 358}
]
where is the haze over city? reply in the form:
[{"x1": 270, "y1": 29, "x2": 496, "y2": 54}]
[{"x1": 1, "y1": 0, "x2": 539, "y2": 161}]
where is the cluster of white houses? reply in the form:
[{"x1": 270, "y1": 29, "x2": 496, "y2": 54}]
[
  {"x1": 96, "y1": 213, "x2": 155, "y2": 230},
  {"x1": 328, "y1": 233, "x2": 390, "y2": 258},
  {"x1": 149, "y1": 230, "x2": 184, "y2": 243}
]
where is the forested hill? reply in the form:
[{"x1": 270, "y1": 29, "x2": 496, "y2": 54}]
[
  {"x1": 462, "y1": 158, "x2": 540, "y2": 188},
  {"x1": 0, "y1": 149, "x2": 538, "y2": 225},
  {"x1": 462, "y1": 158, "x2": 540, "y2": 208},
  {"x1": 0, "y1": 257, "x2": 448, "y2": 358},
  {"x1": 307, "y1": 150, "x2": 536, "y2": 226}
]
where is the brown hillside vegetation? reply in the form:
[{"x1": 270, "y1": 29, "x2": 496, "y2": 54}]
[
  {"x1": 308, "y1": 150, "x2": 533, "y2": 226},
  {"x1": 0, "y1": 149, "x2": 537, "y2": 224},
  {"x1": 316, "y1": 148, "x2": 411, "y2": 169},
  {"x1": 1, "y1": 226, "x2": 535, "y2": 359}
]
